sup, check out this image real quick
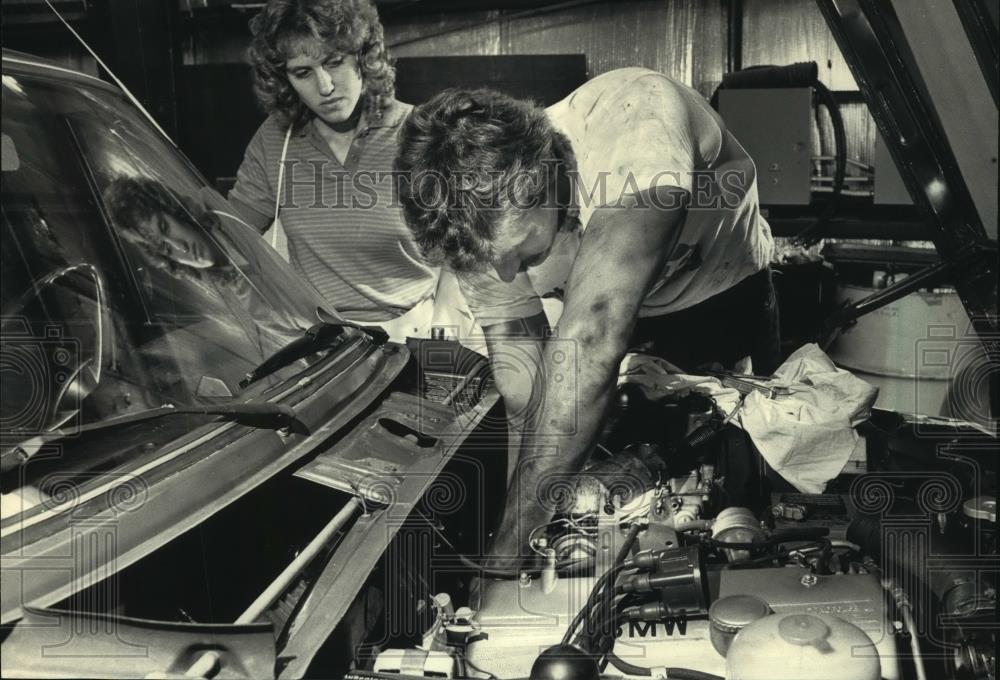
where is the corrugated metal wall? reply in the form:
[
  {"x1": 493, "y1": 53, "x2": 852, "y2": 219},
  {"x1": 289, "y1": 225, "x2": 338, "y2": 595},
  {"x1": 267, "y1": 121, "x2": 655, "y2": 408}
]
[
  {"x1": 381, "y1": 0, "x2": 876, "y2": 170},
  {"x1": 742, "y1": 0, "x2": 857, "y2": 89},
  {"x1": 182, "y1": 0, "x2": 877, "y2": 170},
  {"x1": 739, "y1": 0, "x2": 875, "y2": 176},
  {"x1": 384, "y1": 1, "x2": 727, "y2": 98}
]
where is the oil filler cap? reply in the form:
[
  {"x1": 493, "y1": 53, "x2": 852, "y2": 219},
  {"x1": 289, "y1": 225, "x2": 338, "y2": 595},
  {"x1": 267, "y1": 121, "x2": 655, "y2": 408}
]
[
  {"x1": 709, "y1": 594, "x2": 770, "y2": 656},
  {"x1": 778, "y1": 614, "x2": 833, "y2": 652},
  {"x1": 711, "y1": 595, "x2": 771, "y2": 633}
]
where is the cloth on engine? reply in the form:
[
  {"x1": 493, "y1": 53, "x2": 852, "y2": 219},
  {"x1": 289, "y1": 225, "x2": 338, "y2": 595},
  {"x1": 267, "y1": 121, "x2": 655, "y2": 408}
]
[{"x1": 618, "y1": 343, "x2": 878, "y2": 493}]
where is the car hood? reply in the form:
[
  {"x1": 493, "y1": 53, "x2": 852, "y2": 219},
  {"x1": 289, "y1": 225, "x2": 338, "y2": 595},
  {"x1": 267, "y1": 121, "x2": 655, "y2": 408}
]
[
  {"x1": 0, "y1": 334, "x2": 410, "y2": 625},
  {"x1": 817, "y1": 0, "x2": 998, "y2": 339}
]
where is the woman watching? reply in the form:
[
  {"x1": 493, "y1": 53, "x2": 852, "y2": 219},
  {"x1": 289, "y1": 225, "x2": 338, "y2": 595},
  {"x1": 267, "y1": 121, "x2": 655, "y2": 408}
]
[{"x1": 229, "y1": 0, "x2": 439, "y2": 335}]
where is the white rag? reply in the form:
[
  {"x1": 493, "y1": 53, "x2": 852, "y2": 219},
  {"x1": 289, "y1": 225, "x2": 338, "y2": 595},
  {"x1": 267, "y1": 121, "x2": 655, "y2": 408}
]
[{"x1": 618, "y1": 344, "x2": 878, "y2": 493}]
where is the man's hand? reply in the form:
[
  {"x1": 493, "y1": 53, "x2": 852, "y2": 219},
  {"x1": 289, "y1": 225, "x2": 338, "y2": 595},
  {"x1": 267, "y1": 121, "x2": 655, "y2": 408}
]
[{"x1": 488, "y1": 186, "x2": 688, "y2": 562}]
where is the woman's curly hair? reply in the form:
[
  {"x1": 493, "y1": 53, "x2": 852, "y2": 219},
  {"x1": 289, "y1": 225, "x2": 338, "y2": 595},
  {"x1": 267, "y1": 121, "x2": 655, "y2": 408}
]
[
  {"x1": 395, "y1": 89, "x2": 567, "y2": 273},
  {"x1": 103, "y1": 175, "x2": 223, "y2": 283},
  {"x1": 248, "y1": 0, "x2": 395, "y2": 129}
]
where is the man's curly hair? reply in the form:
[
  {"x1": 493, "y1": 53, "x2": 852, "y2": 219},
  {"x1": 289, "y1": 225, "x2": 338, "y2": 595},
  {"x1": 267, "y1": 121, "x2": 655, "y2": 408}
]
[
  {"x1": 395, "y1": 89, "x2": 565, "y2": 273},
  {"x1": 248, "y1": 0, "x2": 395, "y2": 129}
]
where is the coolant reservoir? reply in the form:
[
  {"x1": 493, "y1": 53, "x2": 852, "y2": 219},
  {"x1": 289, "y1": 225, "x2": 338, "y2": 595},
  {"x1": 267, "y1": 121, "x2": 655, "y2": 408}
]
[{"x1": 726, "y1": 613, "x2": 880, "y2": 680}]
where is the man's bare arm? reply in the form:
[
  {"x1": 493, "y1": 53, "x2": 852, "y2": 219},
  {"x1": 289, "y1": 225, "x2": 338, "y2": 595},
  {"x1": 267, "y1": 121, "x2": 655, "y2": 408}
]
[
  {"x1": 481, "y1": 313, "x2": 548, "y2": 485},
  {"x1": 488, "y1": 187, "x2": 687, "y2": 564},
  {"x1": 482, "y1": 312, "x2": 549, "y2": 426}
]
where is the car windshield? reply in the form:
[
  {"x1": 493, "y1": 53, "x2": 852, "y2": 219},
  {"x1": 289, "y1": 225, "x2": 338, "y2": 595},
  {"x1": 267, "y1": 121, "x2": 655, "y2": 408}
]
[{"x1": 1, "y1": 68, "x2": 341, "y2": 518}]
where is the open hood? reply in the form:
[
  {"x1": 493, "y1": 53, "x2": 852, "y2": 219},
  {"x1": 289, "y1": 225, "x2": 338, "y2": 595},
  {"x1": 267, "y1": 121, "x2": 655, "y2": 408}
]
[{"x1": 816, "y1": 0, "x2": 998, "y2": 345}]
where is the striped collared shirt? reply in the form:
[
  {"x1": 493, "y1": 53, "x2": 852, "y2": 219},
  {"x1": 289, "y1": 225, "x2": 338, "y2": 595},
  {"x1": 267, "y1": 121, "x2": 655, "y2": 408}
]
[{"x1": 229, "y1": 98, "x2": 436, "y2": 322}]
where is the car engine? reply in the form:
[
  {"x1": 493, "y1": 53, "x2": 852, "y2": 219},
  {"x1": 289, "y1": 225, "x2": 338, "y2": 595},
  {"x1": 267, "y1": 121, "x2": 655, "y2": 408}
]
[
  {"x1": 465, "y1": 482, "x2": 898, "y2": 679},
  {"x1": 349, "y1": 385, "x2": 997, "y2": 680}
]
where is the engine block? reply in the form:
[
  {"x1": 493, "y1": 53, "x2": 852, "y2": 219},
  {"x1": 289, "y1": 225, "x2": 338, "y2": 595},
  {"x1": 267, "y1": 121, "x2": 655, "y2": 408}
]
[{"x1": 468, "y1": 566, "x2": 900, "y2": 679}]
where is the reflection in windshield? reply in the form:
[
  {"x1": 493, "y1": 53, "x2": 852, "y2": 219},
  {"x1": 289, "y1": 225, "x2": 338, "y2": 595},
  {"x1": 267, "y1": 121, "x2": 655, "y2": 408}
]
[
  {"x1": 1, "y1": 72, "x2": 340, "y2": 521},
  {"x1": 105, "y1": 176, "x2": 227, "y2": 271},
  {"x1": 98, "y1": 173, "x2": 298, "y2": 390}
]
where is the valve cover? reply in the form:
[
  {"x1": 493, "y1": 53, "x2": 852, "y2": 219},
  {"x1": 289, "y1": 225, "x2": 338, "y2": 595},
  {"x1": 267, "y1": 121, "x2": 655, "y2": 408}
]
[{"x1": 468, "y1": 566, "x2": 899, "y2": 679}]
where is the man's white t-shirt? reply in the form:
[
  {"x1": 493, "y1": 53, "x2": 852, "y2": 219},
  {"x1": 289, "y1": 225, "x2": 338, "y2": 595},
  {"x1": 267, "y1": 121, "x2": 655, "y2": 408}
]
[{"x1": 458, "y1": 68, "x2": 775, "y2": 326}]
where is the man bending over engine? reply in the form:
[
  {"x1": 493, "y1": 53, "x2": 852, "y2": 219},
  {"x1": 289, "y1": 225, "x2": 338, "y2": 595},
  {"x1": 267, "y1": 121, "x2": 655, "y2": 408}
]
[{"x1": 395, "y1": 68, "x2": 778, "y2": 567}]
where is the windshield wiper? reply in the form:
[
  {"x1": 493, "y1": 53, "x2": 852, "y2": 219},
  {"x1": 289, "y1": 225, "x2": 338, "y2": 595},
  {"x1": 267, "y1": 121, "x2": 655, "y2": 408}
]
[
  {"x1": 1, "y1": 402, "x2": 308, "y2": 473},
  {"x1": 239, "y1": 321, "x2": 388, "y2": 389}
]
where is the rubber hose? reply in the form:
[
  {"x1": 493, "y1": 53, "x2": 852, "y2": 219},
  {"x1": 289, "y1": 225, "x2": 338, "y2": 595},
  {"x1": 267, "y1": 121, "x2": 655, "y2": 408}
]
[
  {"x1": 606, "y1": 652, "x2": 725, "y2": 680},
  {"x1": 795, "y1": 79, "x2": 847, "y2": 245},
  {"x1": 708, "y1": 526, "x2": 830, "y2": 550},
  {"x1": 708, "y1": 62, "x2": 846, "y2": 244},
  {"x1": 458, "y1": 553, "x2": 591, "y2": 579},
  {"x1": 710, "y1": 62, "x2": 819, "y2": 108}
]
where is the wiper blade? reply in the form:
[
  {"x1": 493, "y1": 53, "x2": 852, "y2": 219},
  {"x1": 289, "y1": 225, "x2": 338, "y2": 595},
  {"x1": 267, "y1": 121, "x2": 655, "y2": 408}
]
[
  {"x1": 239, "y1": 322, "x2": 388, "y2": 390},
  {"x1": 1, "y1": 402, "x2": 308, "y2": 473}
]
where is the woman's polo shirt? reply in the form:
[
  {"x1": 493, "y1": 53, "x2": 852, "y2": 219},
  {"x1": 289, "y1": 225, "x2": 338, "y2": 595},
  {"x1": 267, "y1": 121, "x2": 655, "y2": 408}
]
[{"x1": 229, "y1": 99, "x2": 436, "y2": 322}]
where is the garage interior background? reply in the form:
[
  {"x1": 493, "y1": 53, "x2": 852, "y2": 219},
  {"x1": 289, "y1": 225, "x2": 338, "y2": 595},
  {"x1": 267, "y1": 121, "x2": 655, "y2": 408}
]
[{"x1": 2, "y1": 0, "x2": 994, "y2": 421}]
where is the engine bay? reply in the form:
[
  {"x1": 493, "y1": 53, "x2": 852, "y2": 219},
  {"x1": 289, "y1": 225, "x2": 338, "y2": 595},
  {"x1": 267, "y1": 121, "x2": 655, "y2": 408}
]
[
  {"x1": 349, "y1": 376, "x2": 997, "y2": 680},
  {"x1": 14, "y1": 342, "x2": 991, "y2": 680}
]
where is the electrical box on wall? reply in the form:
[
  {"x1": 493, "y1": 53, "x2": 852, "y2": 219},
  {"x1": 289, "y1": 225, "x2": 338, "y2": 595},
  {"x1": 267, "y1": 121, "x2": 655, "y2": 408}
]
[{"x1": 718, "y1": 88, "x2": 813, "y2": 205}]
